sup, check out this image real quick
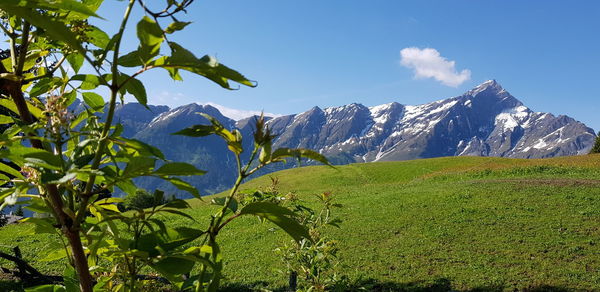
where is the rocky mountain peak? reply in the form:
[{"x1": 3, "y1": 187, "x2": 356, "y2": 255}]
[
  {"x1": 106, "y1": 81, "x2": 596, "y2": 197},
  {"x1": 468, "y1": 79, "x2": 504, "y2": 96},
  {"x1": 462, "y1": 80, "x2": 523, "y2": 111}
]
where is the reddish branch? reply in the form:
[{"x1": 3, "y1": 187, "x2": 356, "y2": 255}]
[{"x1": 0, "y1": 67, "x2": 94, "y2": 291}]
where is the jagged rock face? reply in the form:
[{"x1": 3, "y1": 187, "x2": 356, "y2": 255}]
[
  {"x1": 111, "y1": 81, "x2": 596, "y2": 196},
  {"x1": 266, "y1": 80, "x2": 596, "y2": 162},
  {"x1": 112, "y1": 103, "x2": 169, "y2": 137},
  {"x1": 132, "y1": 104, "x2": 240, "y2": 195}
]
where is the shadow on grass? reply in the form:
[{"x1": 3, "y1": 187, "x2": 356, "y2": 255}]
[
  {"x1": 0, "y1": 279, "x2": 23, "y2": 292},
  {"x1": 0, "y1": 277, "x2": 577, "y2": 292},
  {"x1": 219, "y1": 278, "x2": 575, "y2": 292}
]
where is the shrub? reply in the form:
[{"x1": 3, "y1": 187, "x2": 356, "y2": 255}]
[
  {"x1": 590, "y1": 132, "x2": 600, "y2": 154},
  {"x1": 14, "y1": 205, "x2": 24, "y2": 217},
  {"x1": 120, "y1": 189, "x2": 175, "y2": 211},
  {"x1": 0, "y1": 1, "x2": 331, "y2": 290}
]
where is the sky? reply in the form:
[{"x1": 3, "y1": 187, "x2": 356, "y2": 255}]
[{"x1": 96, "y1": 1, "x2": 600, "y2": 130}]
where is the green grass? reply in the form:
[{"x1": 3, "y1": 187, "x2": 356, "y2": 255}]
[{"x1": 2, "y1": 155, "x2": 600, "y2": 291}]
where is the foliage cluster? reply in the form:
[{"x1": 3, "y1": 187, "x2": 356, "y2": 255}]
[
  {"x1": 119, "y1": 189, "x2": 175, "y2": 211},
  {"x1": 590, "y1": 132, "x2": 600, "y2": 154},
  {"x1": 236, "y1": 179, "x2": 344, "y2": 291},
  {"x1": 0, "y1": 1, "x2": 330, "y2": 291}
]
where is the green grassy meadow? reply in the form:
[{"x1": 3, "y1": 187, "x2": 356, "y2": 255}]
[{"x1": 2, "y1": 155, "x2": 600, "y2": 291}]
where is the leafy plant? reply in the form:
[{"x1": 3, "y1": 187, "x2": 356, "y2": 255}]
[
  {"x1": 237, "y1": 179, "x2": 343, "y2": 292},
  {"x1": 171, "y1": 113, "x2": 331, "y2": 291},
  {"x1": 15, "y1": 205, "x2": 24, "y2": 216},
  {"x1": 0, "y1": 1, "x2": 331, "y2": 291},
  {"x1": 275, "y1": 192, "x2": 343, "y2": 292}
]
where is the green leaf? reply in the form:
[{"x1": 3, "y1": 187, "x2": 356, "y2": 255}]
[
  {"x1": 0, "y1": 173, "x2": 9, "y2": 184},
  {"x1": 239, "y1": 202, "x2": 310, "y2": 242},
  {"x1": 63, "y1": 264, "x2": 79, "y2": 292},
  {"x1": 0, "y1": 115, "x2": 14, "y2": 124},
  {"x1": 0, "y1": 161, "x2": 23, "y2": 179},
  {"x1": 159, "y1": 209, "x2": 195, "y2": 221},
  {"x1": 135, "y1": 227, "x2": 204, "y2": 257},
  {"x1": 173, "y1": 113, "x2": 243, "y2": 154},
  {"x1": 162, "y1": 199, "x2": 190, "y2": 209},
  {"x1": 23, "y1": 150, "x2": 63, "y2": 170},
  {"x1": 95, "y1": 198, "x2": 124, "y2": 205},
  {"x1": 0, "y1": 99, "x2": 43, "y2": 120},
  {"x1": 149, "y1": 42, "x2": 256, "y2": 89},
  {"x1": 116, "y1": 179, "x2": 137, "y2": 196},
  {"x1": 85, "y1": 25, "x2": 110, "y2": 48},
  {"x1": 24, "y1": 284, "x2": 66, "y2": 292},
  {"x1": 211, "y1": 197, "x2": 238, "y2": 213},
  {"x1": 122, "y1": 156, "x2": 156, "y2": 177},
  {"x1": 121, "y1": 76, "x2": 147, "y2": 106},
  {"x1": 202, "y1": 54, "x2": 257, "y2": 88},
  {"x1": 164, "y1": 177, "x2": 200, "y2": 199},
  {"x1": 47, "y1": 172, "x2": 77, "y2": 184},
  {"x1": 154, "y1": 162, "x2": 206, "y2": 176},
  {"x1": 0, "y1": 4, "x2": 85, "y2": 54},
  {"x1": 1, "y1": 0, "x2": 102, "y2": 18},
  {"x1": 117, "y1": 50, "x2": 143, "y2": 67},
  {"x1": 81, "y1": 92, "x2": 105, "y2": 112},
  {"x1": 271, "y1": 148, "x2": 332, "y2": 167},
  {"x1": 71, "y1": 74, "x2": 103, "y2": 90},
  {"x1": 136, "y1": 16, "x2": 164, "y2": 63},
  {"x1": 92, "y1": 276, "x2": 111, "y2": 292},
  {"x1": 165, "y1": 21, "x2": 192, "y2": 34},
  {"x1": 66, "y1": 54, "x2": 84, "y2": 74},
  {"x1": 172, "y1": 125, "x2": 215, "y2": 137},
  {"x1": 29, "y1": 77, "x2": 62, "y2": 97},
  {"x1": 70, "y1": 110, "x2": 88, "y2": 129},
  {"x1": 24, "y1": 198, "x2": 54, "y2": 214},
  {"x1": 73, "y1": 153, "x2": 95, "y2": 168},
  {"x1": 151, "y1": 256, "x2": 195, "y2": 276},
  {"x1": 63, "y1": 90, "x2": 78, "y2": 106},
  {"x1": 40, "y1": 248, "x2": 68, "y2": 262},
  {"x1": 21, "y1": 217, "x2": 57, "y2": 234},
  {"x1": 83, "y1": 0, "x2": 103, "y2": 13},
  {"x1": 95, "y1": 203, "x2": 120, "y2": 213},
  {"x1": 117, "y1": 138, "x2": 165, "y2": 159}
]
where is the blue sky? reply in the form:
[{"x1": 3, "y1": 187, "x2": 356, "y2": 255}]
[{"x1": 97, "y1": 1, "x2": 599, "y2": 130}]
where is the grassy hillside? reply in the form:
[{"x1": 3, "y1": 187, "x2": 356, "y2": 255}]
[{"x1": 2, "y1": 155, "x2": 600, "y2": 291}]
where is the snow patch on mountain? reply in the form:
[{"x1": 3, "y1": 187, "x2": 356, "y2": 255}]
[
  {"x1": 149, "y1": 107, "x2": 185, "y2": 127},
  {"x1": 268, "y1": 80, "x2": 595, "y2": 162},
  {"x1": 495, "y1": 106, "x2": 531, "y2": 131}
]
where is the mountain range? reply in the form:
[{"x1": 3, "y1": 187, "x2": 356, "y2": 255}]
[{"x1": 104, "y1": 80, "x2": 596, "y2": 197}]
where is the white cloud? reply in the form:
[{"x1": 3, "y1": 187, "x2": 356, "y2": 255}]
[
  {"x1": 203, "y1": 102, "x2": 282, "y2": 121},
  {"x1": 400, "y1": 47, "x2": 471, "y2": 87}
]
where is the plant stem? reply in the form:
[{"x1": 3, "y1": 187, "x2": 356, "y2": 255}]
[
  {"x1": 212, "y1": 154, "x2": 244, "y2": 230},
  {"x1": 76, "y1": 0, "x2": 137, "y2": 228},
  {"x1": 15, "y1": 22, "x2": 30, "y2": 76},
  {"x1": 3, "y1": 50, "x2": 95, "y2": 292},
  {"x1": 8, "y1": 26, "x2": 18, "y2": 74},
  {"x1": 83, "y1": 0, "x2": 136, "y2": 196}
]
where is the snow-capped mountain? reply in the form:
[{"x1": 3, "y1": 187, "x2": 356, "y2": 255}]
[
  {"x1": 110, "y1": 80, "x2": 596, "y2": 196},
  {"x1": 266, "y1": 80, "x2": 595, "y2": 162}
]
